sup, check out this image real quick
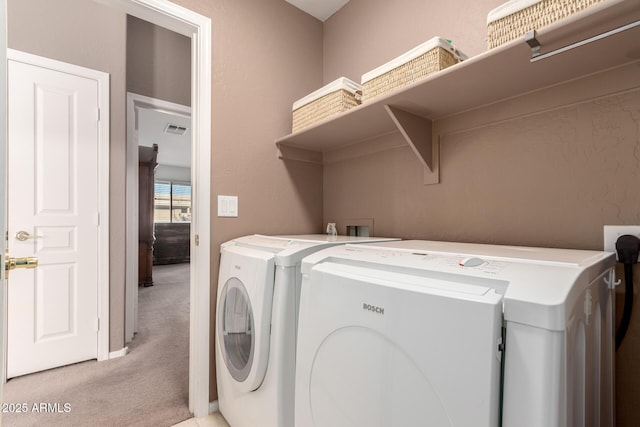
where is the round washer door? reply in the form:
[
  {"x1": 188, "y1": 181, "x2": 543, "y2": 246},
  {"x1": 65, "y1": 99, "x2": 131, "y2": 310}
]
[
  {"x1": 218, "y1": 275, "x2": 271, "y2": 392},
  {"x1": 219, "y1": 277, "x2": 255, "y2": 382}
]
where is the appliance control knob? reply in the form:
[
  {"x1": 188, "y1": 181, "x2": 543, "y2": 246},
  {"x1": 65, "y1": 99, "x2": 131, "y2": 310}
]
[{"x1": 459, "y1": 257, "x2": 484, "y2": 267}]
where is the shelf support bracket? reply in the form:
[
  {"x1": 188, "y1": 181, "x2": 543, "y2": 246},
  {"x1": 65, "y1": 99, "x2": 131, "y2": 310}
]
[
  {"x1": 276, "y1": 143, "x2": 323, "y2": 164},
  {"x1": 385, "y1": 105, "x2": 439, "y2": 184}
]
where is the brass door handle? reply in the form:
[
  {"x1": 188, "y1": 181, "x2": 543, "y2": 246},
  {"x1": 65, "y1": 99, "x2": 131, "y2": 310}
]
[
  {"x1": 4, "y1": 250, "x2": 38, "y2": 278},
  {"x1": 15, "y1": 230, "x2": 43, "y2": 241}
]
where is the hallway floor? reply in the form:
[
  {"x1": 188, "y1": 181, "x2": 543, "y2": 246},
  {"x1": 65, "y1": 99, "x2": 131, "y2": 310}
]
[{"x1": 3, "y1": 263, "x2": 192, "y2": 427}]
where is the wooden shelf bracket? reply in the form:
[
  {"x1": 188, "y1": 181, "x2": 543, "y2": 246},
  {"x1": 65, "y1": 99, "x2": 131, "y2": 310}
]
[
  {"x1": 385, "y1": 105, "x2": 439, "y2": 184},
  {"x1": 276, "y1": 143, "x2": 323, "y2": 164}
]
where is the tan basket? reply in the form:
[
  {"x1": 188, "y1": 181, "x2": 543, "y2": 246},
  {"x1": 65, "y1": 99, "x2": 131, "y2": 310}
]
[
  {"x1": 361, "y1": 38, "x2": 466, "y2": 103},
  {"x1": 292, "y1": 89, "x2": 360, "y2": 133},
  {"x1": 487, "y1": 0, "x2": 605, "y2": 49}
]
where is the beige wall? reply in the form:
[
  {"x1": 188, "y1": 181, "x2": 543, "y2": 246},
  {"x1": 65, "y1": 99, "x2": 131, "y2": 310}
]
[
  {"x1": 167, "y1": 0, "x2": 324, "y2": 400},
  {"x1": 7, "y1": 0, "x2": 128, "y2": 352},
  {"x1": 127, "y1": 15, "x2": 191, "y2": 106},
  {"x1": 323, "y1": 0, "x2": 504, "y2": 83},
  {"x1": 323, "y1": 0, "x2": 640, "y2": 425}
]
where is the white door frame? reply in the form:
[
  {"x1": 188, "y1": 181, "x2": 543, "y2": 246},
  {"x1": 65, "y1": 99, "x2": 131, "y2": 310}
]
[
  {"x1": 5, "y1": 48, "x2": 111, "y2": 365},
  {"x1": 95, "y1": 0, "x2": 212, "y2": 417},
  {"x1": 1, "y1": 0, "x2": 7, "y2": 414},
  {"x1": 125, "y1": 92, "x2": 191, "y2": 343}
]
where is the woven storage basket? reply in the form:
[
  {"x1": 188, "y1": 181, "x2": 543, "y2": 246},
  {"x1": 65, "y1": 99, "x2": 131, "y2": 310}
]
[
  {"x1": 487, "y1": 0, "x2": 605, "y2": 49},
  {"x1": 361, "y1": 37, "x2": 467, "y2": 102},
  {"x1": 292, "y1": 77, "x2": 361, "y2": 133}
]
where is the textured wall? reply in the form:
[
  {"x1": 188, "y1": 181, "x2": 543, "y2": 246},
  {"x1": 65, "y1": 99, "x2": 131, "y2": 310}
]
[
  {"x1": 325, "y1": 92, "x2": 640, "y2": 248},
  {"x1": 127, "y1": 15, "x2": 191, "y2": 106},
  {"x1": 7, "y1": 0, "x2": 128, "y2": 352},
  {"x1": 323, "y1": 0, "x2": 640, "y2": 425},
  {"x1": 168, "y1": 0, "x2": 324, "y2": 400},
  {"x1": 323, "y1": 0, "x2": 504, "y2": 83}
]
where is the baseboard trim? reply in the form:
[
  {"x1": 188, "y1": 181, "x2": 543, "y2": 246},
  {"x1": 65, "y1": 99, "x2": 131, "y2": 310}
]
[
  {"x1": 209, "y1": 400, "x2": 219, "y2": 414},
  {"x1": 108, "y1": 347, "x2": 129, "y2": 359}
]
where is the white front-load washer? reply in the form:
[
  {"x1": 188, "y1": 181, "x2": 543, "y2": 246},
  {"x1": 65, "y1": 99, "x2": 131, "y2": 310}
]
[
  {"x1": 295, "y1": 240, "x2": 616, "y2": 427},
  {"x1": 215, "y1": 234, "x2": 399, "y2": 427}
]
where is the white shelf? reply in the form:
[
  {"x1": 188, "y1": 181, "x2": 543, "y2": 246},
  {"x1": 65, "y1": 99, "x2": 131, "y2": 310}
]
[{"x1": 276, "y1": 0, "x2": 640, "y2": 183}]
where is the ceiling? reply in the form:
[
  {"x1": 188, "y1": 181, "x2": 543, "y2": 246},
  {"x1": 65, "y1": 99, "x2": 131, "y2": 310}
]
[
  {"x1": 285, "y1": 0, "x2": 350, "y2": 21},
  {"x1": 137, "y1": 108, "x2": 191, "y2": 169}
]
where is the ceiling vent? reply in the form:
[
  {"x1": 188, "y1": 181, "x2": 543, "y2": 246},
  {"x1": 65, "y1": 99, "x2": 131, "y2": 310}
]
[{"x1": 164, "y1": 123, "x2": 188, "y2": 135}]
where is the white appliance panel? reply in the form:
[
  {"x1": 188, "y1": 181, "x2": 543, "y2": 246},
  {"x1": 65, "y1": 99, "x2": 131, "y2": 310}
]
[
  {"x1": 297, "y1": 262, "x2": 503, "y2": 427},
  {"x1": 217, "y1": 234, "x2": 400, "y2": 427},
  {"x1": 295, "y1": 241, "x2": 616, "y2": 427}
]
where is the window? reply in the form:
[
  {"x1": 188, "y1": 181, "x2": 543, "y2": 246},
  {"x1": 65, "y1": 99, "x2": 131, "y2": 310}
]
[{"x1": 154, "y1": 181, "x2": 191, "y2": 223}]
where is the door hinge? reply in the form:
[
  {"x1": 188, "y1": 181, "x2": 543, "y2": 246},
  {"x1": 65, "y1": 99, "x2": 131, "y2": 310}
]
[
  {"x1": 95, "y1": 318, "x2": 100, "y2": 332},
  {"x1": 195, "y1": 234, "x2": 199, "y2": 247},
  {"x1": 96, "y1": 108, "x2": 101, "y2": 122},
  {"x1": 95, "y1": 212, "x2": 100, "y2": 226}
]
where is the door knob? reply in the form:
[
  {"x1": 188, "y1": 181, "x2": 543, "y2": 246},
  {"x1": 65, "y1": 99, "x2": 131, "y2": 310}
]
[
  {"x1": 15, "y1": 230, "x2": 43, "y2": 241},
  {"x1": 4, "y1": 250, "x2": 38, "y2": 278}
]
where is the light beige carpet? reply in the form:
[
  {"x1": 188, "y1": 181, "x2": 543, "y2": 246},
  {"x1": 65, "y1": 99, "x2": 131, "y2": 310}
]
[{"x1": 3, "y1": 263, "x2": 192, "y2": 427}]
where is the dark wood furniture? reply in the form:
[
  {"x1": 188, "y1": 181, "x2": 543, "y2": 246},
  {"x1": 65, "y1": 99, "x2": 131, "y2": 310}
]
[
  {"x1": 153, "y1": 223, "x2": 190, "y2": 265},
  {"x1": 138, "y1": 144, "x2": 158, "y2": 286}
]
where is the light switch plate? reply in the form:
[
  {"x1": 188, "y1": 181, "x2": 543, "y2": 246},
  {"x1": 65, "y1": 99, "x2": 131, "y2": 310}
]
[{"x1": 218, "y1": 195, "x2": 238, "y2": 217}]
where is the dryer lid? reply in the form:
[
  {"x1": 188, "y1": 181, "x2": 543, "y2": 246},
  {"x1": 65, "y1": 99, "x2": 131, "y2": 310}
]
[
  {"x1": 222, "y1": 234, "x2": 400, "y2": 267},
  {"x1": 299, "y1": 241, "x2": 615, "y2": 330}
]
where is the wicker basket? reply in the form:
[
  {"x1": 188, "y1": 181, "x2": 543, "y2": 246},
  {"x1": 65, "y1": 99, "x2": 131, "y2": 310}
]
[
  {"x1": 487, "y1": 0, "x2": 606, "y2": 49},
  {"x1": 361, "y1": 37, "x2": 467, "y2": 102},
  {"x1": 292, "y1": 77, "x2": 361, "y2": 133}
]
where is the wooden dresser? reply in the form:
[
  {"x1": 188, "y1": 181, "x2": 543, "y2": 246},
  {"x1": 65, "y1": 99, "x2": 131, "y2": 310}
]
[{"x1": 138, "y1": 144, "x2": 158, "y2": 286}]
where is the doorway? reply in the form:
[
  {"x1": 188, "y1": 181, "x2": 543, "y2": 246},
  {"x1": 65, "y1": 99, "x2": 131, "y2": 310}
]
[
  {"x1": 3, "y1": 0, "x2": 212, "y2": 418},
  {"x1": 113, "y1": 1, "x2": 211, "y2": 416},
  {"x1": 126, "y1": 93, "x2": 192, "y2": 343}
]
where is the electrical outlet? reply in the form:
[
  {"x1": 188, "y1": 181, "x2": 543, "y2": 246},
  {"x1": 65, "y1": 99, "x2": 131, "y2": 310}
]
[{"x1": 603, "y1": 225, "x2": 640, "y2": 261}]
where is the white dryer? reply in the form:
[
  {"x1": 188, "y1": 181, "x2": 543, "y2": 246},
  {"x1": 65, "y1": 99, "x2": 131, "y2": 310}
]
[
  {"x1": 216, "y1": 234, "x2": 399, "y2": 427},
  {"x1": 295, "y1": 240, "x2": 616, "y2": 427}
]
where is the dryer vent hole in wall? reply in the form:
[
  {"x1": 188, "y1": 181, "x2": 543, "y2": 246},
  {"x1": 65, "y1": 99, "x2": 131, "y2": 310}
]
[{"x1": 347, "y1": 225, "x2": 369, "y2": 237}]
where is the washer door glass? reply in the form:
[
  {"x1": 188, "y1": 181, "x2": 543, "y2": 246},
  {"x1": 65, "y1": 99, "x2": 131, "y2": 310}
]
[{"x1": 219, "y1": 277, "x2": 254, "y2": 382}]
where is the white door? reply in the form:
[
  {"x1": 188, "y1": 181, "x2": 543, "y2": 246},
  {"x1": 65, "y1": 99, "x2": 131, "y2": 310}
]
[{"x1": 6, "y1": 53, "x2": 102, "y2": 378}]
